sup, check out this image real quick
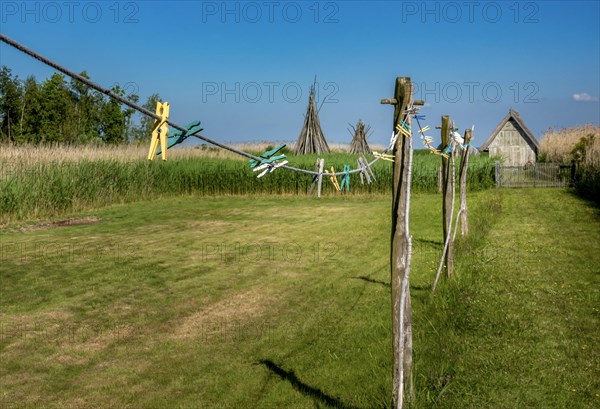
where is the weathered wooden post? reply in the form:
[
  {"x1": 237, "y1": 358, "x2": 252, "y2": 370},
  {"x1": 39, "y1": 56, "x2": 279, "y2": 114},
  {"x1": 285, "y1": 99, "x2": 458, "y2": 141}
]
[
  {"x1": 382, "y1": 77, "x2": 414, "y2": 409},
  {"x1": 459, "y1": 129, "x2": 473, "y2": 236},
  {"x1": 441, "y1": 116, "x2": 454, "y2": 277}
]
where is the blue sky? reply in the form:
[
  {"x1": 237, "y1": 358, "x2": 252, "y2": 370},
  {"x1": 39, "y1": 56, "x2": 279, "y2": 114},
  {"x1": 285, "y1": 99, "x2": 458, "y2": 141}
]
[{"x1": 1, "y1": 0, "x2": 599, "y2": 148}]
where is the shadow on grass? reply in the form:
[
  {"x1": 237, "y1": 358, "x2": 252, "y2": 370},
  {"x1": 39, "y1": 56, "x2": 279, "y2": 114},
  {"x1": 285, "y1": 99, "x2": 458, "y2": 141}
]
[
  {"x1": 353, "y1": 275, "x2": 390, "y2": 288},
  {"x1": 566, "y1": 188, "x2": 600, "y2": 215},
  {"x1": 353, "y1": 276, "x2": 431, "y2": 292},
  {"x1": 257, "y1": 359, "x2": 360, "y2": 409},
  {"x1": 413, "y1": 237, "x2": 443, "y2": 248}
]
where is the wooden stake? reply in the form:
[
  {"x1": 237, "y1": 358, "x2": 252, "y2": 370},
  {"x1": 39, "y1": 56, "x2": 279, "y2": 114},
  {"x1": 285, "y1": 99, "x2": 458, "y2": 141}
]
[
  {"x1": 389, "y1": 77, "x2": 414, "y2": 409},
  {"x1": 441, "y1": 116, "x2": 454, "y2": 277}
]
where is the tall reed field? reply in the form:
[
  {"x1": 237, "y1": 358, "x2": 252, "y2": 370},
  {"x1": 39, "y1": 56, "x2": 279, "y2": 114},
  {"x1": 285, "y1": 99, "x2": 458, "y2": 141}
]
[
  {"x1": 0, "y1": 143, "x2": 495, "y2": 224},
  {"x1": 539, "y1": 125, "x2": 600, "y2": 204}
]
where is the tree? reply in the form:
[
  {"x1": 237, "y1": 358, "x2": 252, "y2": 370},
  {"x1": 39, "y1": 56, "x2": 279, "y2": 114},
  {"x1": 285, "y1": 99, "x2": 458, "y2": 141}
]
[
  {"x1": 38, "y1": 73, "x2": 76, "y2": 142},
  {"x1": 18, "y1": 75, "x2": 42, "y2": 142},
  {"x1": 70, "y1": 71, "x2": 103, "y2": 143},
  {"x1": 131, "y1": 93, "x2": 161, "y2": 143},
  {"x1": 0, "y1": 66, "x2": 23, "y2": 142},
  {"x1": 99, "y1": 85, "x2": 126, "y2": 144},
  {"x1": 123, "y1": 92, "x2": 139, "y2": 142}
]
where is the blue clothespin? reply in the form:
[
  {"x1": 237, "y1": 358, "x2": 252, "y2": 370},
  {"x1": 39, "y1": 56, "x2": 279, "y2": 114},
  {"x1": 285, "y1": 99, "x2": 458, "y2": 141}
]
[
  {"x1": 414, "y1": 115, "x2": 426, "y2": 121},
  {"x1": 340, "y1": 164, "x2": 351, "y2": 192},
  {"x1": 249, "y1": 144, "x2": 287, "y2": 168},
  {"x1": 156, "y1": 120, "x2": 203, "y2": 155},
  {"x1": 443, "y1": 145, "x2": 453, "y2": 154}
]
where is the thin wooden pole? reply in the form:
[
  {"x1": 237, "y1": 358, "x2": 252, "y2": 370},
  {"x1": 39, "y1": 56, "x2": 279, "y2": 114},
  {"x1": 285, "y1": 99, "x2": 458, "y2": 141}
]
[
  {"x1": 386, "y1": 77, "x2": 414, "y2": 409},
  {"x1": 459, "y1": 129, "x2": 472, "y2": 236}
]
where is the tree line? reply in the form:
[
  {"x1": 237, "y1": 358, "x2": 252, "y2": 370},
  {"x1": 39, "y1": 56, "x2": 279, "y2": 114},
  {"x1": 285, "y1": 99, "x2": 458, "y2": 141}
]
[{"x1": 0, "y1": 66, "x2": 160, "y2": 144}]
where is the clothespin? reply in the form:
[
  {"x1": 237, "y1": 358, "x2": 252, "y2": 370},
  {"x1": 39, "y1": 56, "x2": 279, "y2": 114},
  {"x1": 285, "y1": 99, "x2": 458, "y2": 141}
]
[
  {"x1": 404, "y1": 106, "x2": 419, "y2": 115},
  {"x1": 419, "y1": 125, "x2": 431, "y2": 134},
  {"x1": 148, "y1": 101, "x2": 170, "y2": 161},
  {"x1": 329, "y1": 167, "x2": 341, "y2": 192},
  {"x1": 249, "y1": 144, "x2": 287, "y2": 168},
  {"x1": 253, "y1": 160, "x2": 289, "y2": 178},
  {"x1": 357, "y1": 156, "x2": 375, "y2": 185},
  {"x1": 155, "y1": 120, "x2": 203, "y2": 156},
  {"x1": 395, "y1": 120, "x2": 412, "y2": 138},
  {"x1": 388, "y1": 130, "x2": 399, "y2": 150},
  {"x1": 414, "y1": 115, "x2": 426, "y2": 121},
  {"x1": 340, "y1": 165, "x2": 351, "y2": 192},
  {"x1": 373, "y1": 151, "x2": 394, "y2": 162},
  {"x1": 443, "y1": 145, "x2": 453, "y2": 154},
  {"x1": 451, "y1": 130, "x2": 464, "y2": 145}
]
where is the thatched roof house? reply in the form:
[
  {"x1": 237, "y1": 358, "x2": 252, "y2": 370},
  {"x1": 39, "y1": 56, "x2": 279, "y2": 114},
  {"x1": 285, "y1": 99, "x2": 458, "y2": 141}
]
[{"x1": 480, "y1": 109, "x2": 539, "y2": 166}]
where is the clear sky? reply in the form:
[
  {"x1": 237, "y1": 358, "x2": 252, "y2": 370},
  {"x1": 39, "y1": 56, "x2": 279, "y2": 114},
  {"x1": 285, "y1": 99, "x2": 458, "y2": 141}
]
[{"x1": 1, "y1": 0, "x2": 599, "y2": 148}]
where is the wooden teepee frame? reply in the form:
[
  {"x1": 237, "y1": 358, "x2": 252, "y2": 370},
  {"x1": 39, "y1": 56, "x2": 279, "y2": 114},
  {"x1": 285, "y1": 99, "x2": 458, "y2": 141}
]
[
  {"x1": 293, "y1": 83, "x2": 330, "y2": 155},
  {"x1": 348, "y1": 120, "x2": 372, "y2": 154}
]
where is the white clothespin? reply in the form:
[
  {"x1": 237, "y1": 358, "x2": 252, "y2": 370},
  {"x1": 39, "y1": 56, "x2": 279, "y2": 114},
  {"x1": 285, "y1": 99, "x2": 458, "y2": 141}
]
[
  {"x1": 388, "y1": 130, "x2": 399, "y2": 150},
  {"x1": 373, "y1": 151, "x2": 394, "y2": 162},
  {"x1": 254, "y1": 160, "x2": 288, "y2": 178}
]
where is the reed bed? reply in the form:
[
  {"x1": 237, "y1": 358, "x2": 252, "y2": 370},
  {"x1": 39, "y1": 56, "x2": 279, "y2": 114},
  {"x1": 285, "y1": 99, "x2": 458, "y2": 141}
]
[
  {"x1": 539, "y1": 125, "x2": 600, "y2": 203},
  {"x1": 0, "y1": 144, "x2": 494, "y2": 224}
]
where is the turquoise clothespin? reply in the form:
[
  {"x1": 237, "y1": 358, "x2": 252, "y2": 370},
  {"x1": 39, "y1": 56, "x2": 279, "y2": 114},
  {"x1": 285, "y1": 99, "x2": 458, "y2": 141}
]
[
  {"x1": 156, "y1": 120, "x2": 203, "y2": 155},
  {"x1": 249, "y1": 144, "x2": 287, "y2": 168},
  {"x1": 443, "y1": 145, "x2": 453, "y2": 154},
  {"x1": 340, "y1": 164, "x2": 351, "y2": 192}
]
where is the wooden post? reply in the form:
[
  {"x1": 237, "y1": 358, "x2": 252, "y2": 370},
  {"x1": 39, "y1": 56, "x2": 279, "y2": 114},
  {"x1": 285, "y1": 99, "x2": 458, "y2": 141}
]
[
  {"x1": 441, "y1": 116, "x2": 454, "y2": 277},
  {"x1": 459, "y1": 129, "x2": 472, "y2": 236},
  {"x1": 437, "y1": 166, "x2": 442, "y2": 193},
  {"x1": 384, "y1": 77, "x2": 414, "y2": 409}
]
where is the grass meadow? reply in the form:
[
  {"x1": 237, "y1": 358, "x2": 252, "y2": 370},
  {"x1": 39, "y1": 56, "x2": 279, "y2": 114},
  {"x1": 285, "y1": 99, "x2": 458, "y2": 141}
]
[{"x1": 1, "y1": 188, "x2": 598, "y2": 408}]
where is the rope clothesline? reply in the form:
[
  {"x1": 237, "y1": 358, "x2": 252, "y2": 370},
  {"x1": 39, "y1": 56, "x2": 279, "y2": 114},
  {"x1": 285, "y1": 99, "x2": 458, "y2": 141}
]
[{"x1": 0, "y1": 34, "x2": 429, "y2": 177}]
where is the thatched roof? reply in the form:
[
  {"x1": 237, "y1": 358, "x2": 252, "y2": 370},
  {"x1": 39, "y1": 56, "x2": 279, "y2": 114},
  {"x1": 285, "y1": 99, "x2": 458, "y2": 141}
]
[{"x1": 480, "y1": 109, "x2": 539, "y2": 152}]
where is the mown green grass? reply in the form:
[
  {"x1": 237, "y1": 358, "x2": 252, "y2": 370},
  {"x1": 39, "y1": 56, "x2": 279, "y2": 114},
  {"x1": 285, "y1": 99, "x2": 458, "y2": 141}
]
[
  {"x1": 1, "y1": 189, "x2": 597, "y2": 408},
  {"x1": 0, "y1": 151, "x2": 495, "y2": 224}
]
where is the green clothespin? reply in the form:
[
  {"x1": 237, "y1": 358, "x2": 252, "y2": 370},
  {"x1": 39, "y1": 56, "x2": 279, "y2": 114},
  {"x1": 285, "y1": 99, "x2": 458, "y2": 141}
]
[
  {"x1": 156, "y1": 120, "x2": 203, "y2": 155},
  {"x1": 340, "y1": 164, "x2": 351, "y2": 192},
  {"x1": 249, "y1": 144, "x2": 287, "y2": 168}
]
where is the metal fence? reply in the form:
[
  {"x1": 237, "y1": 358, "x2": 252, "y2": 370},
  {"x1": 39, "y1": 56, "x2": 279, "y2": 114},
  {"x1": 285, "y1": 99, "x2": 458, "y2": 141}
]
[{"x1": 495, "y1": 161, "x2": 574, "y2": 188}]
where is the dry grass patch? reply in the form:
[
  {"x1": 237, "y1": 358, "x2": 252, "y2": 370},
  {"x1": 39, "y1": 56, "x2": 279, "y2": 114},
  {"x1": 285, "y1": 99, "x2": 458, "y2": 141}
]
[{"x1": 170, "y1": 287, "x2": 279, "y2": 340}]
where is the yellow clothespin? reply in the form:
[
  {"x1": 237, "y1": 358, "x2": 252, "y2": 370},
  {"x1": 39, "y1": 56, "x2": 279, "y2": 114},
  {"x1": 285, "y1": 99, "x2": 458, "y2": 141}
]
[
  {"x1": 329, "y1": 167, "x2": 341, "y2": 192},
  {"x1": 373, "y1": 151, "x2": 395, "y2": 162},
  {"x1": 395, "y1": 121, "x2": 412, "y2": 138},
  {"x1": 147, "y1": 101, "x2": 170, "y2": 161},
  {"x1": 428, "y1": 148, "x2": 448, "y2": 159},
  {"x1": 419, "y1": 125, "x2": 431, "y2": 134}
]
